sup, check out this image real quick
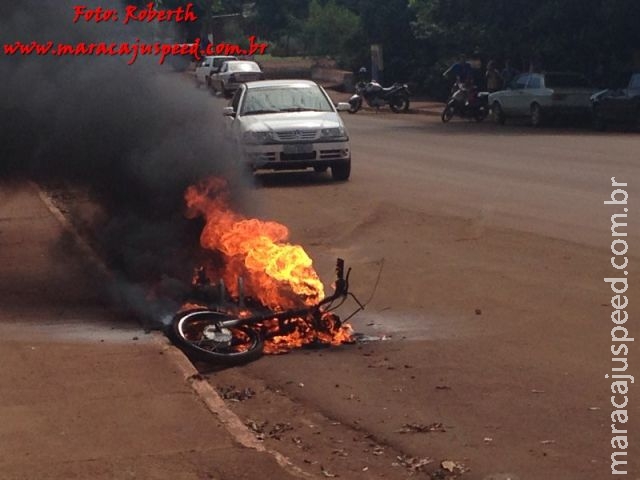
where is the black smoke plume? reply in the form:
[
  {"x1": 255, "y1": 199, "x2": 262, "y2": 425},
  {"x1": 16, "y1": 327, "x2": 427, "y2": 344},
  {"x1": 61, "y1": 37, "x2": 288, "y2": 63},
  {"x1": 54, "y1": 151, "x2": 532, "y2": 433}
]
[{"x1": 0, "y1": 0, "x2": 245, "y2": 323}]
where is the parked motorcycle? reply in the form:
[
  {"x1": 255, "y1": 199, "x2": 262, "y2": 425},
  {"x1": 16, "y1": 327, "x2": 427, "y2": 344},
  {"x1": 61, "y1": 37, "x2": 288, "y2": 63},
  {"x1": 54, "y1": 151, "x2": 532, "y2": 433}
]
[
  {"x1": 441, "y1": 83, "x2": 490, "y2": 123},
  {"x1": 169, "y1": 258, "x2": 363, "y2": 366},
  {"x1": 348, "y1": 80, "x2": 410, "y2": 114}
]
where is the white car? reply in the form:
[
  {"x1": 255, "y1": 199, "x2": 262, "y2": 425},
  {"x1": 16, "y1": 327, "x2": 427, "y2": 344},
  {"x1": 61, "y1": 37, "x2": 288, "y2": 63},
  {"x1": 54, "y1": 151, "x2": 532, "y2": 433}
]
[
  {"x1": 194, "y1": 55, "x2": 237, "y2": 88},
  {"x1": 488, "y1": 72, "x2": 597, "y2": 126},
  {"x1": 211, "y1": 60, "x2": 264, "y2": 97},
  {"x1": 223, "y1": 80, "x2": 352, "y2": 181}
]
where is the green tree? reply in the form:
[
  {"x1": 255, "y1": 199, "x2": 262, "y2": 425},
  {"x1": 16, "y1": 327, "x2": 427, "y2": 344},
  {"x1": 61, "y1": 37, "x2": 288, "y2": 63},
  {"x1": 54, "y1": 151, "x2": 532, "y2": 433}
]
[
  {"x1": 355, "y1": 0, "x2": 424, "y2": 83},
  {"x1": 303, "y1": 0, "x2": 362, "y2": 60},
  {"x1": 409, "y1": 0, "x2": 640, "y2": 77},
  {"x1": 254, "y1": 0, "x2": 310, "y2": 39},
  {"x1": 125, "y1": 0, "x2": 248, "y2": 42}
]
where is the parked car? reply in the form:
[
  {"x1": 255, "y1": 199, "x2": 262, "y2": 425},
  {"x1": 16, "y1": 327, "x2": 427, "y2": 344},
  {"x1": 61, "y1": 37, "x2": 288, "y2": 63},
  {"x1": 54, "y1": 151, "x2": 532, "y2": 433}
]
[
  {"x1": 210, "y1": 60, "x2": 264, "y2": 97},
  {"x1": 489, "y1": 72, "x2": 596, "y2": 126},
  {"x1": 223, "y1": 80, "x2": 352, "y2": 181},
  {"x1": 591, "y1": 72, "x2": 640, "y2": 130},
  {"x1": 194, "y1": 55, "x2": 237, "y2": 88}
]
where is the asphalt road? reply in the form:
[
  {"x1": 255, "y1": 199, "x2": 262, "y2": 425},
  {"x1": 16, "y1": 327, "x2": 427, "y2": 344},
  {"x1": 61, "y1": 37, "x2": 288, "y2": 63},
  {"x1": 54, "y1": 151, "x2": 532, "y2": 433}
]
[
  {"x1": 294, "y1": 110, "x2": 639, "y2": 249},
  {"x1": 204, "y1": 98, "x2": 640, "y2": 480}
]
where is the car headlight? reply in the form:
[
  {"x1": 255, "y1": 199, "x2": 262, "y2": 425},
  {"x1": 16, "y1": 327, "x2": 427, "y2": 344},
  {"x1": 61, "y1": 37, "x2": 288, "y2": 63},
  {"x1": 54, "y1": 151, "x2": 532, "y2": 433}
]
[
  {"x1": 320, "y1": 127, "x2": 348, "y2": 140},
  {"x1": 242, "y1": 131, "x2": 273, "y2": 144}
]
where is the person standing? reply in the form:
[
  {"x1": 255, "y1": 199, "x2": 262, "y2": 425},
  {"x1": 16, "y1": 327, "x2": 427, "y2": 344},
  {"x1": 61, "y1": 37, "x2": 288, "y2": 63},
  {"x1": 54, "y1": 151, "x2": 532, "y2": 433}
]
[
  {"x1": 485, "y1": 60, "x2": 503, "y2": 92},
  {"x1": 501, "y1": 59, "x2": 519, "y2": 87}
]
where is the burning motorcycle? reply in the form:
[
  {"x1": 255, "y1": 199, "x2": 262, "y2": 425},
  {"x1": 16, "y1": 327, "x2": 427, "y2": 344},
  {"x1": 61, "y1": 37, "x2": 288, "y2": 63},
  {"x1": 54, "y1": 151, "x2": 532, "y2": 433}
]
[
  {"x1": 348, "y1": 80, "x2": 411, "y2": 114},
  {"x1": 168, "y1": 258, "x2": 362, "y2": 365},
  {"x1": 441, "y1": 82, "x2": 490, "y2": 123}
]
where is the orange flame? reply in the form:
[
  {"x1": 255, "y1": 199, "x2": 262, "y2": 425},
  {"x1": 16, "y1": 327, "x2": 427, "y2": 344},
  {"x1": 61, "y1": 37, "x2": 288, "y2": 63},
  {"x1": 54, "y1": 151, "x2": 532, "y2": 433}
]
[
  {"x1": 182, "y1": 177, "x2": 352, "y2": 353},
  {"x1": 184, "y1": 177, "x2": 324, "y2": 310}
]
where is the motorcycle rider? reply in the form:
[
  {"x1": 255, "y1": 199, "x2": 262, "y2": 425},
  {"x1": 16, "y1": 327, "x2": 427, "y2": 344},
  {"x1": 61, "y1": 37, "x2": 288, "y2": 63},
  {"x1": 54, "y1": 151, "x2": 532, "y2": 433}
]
[
  {"x1": 444, "y1": 54, "x2": 475, "y2": 105},
  {"x1": 441, "y1": 54, "x2": 491, "y2": 122},
  {"x1": 357, "y1": 66, "x2": 368, "y2": 83},
  {"x1": 444, "y1": 54, "x2": 473, "y2": 86}
]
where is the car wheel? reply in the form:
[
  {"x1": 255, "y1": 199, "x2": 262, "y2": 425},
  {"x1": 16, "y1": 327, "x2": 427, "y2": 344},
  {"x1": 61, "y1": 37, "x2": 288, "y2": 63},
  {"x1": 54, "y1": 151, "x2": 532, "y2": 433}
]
[
  {"x1": 492, "y1": 102, "x2": 506, "y2": 125},
  {"x1": 530, "y1": 103, "x2": 544, "y2": 127},
  {"x1": 331, "y1": 160, "x2": 351, "y2": 181}
]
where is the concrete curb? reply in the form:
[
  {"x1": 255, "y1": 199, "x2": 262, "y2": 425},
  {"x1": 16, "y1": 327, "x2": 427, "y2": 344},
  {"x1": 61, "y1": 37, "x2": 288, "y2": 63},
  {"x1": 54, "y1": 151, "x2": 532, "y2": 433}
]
[
  {"x1": 34, "y1": 182, "x2": 316, "y2": 480},
  {"x1": 150, "y1": 333, "x2": 316, "y2": 479},
  {"x1": 33, "y1": 182, "x2": 110, "y2": 278}
]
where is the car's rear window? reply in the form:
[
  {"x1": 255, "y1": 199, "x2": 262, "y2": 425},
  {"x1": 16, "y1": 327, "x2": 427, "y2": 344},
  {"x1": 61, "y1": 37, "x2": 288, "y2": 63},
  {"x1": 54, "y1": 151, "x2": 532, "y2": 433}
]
[
  {"x1": 213, "y1": 57, "x2": 236, "y2": 67},
  {"x1": 545, "y1": 74, "x2": 590, "y2": 88},
  {"x1": 229, "y1": 62, "x2": 261, "y2": 72}
]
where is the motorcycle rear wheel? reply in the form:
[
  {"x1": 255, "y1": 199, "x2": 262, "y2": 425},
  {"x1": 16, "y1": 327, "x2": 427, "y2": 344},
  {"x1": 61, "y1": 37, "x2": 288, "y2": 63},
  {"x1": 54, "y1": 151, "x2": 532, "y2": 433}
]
[
  {"x1": 441, "y1": 105, "x2": 455, "y2": 123},
  {"x1": 390, "y1": 94, "x2": 410, "y2": 113},
  {"x1": 348, "y1": 98, "x2": 362, "y2": 114},
  {"x1": 169, "y1": 309, "x2": 264, "y2": 365}
]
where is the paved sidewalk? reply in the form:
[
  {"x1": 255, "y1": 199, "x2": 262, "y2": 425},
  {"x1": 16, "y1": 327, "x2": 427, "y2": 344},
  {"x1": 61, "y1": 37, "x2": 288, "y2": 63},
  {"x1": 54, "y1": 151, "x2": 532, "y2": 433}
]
[{"x1": 0, "y1": 183, "x2": 301, "y2": 480}]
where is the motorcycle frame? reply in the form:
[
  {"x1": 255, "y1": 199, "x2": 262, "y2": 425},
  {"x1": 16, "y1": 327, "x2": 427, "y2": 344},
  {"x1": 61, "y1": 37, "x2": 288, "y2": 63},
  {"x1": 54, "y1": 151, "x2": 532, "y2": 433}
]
[{"x1": 205, "y1": 258, "x2": 359, "y2": 330}]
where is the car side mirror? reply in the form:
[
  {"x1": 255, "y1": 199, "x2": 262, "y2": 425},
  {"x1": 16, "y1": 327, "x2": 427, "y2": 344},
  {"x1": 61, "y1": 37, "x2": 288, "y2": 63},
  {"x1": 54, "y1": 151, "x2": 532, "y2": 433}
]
[
  {"x1": 223, "y1": 106, "x2": 236, "y2": 117},
  {"x1": 335, "y1": 102, "x2": 350, "y2": 112}
]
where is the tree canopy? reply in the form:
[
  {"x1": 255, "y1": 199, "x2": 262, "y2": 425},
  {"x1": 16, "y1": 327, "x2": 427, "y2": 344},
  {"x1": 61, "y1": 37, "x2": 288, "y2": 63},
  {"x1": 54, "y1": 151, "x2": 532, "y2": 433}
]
[
  {"x1": 409, "y1": 0, "x2": 640, "y2": 77},
  {"x1": 123, "y1": 0, "x2": 640, "y2": 92}
]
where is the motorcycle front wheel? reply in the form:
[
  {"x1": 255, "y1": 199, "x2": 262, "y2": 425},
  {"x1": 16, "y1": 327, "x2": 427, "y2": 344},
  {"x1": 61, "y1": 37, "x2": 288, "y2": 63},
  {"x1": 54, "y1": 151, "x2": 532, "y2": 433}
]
[
  {"x1": 390, "y1": 94, "x2": 410, "y2": 113},
  {"x1": 169, "y1": 309, "x2": 264, "y2": 365},
  {"x1": 441, "y1": 105, "x2": 455, "y2": 123}
]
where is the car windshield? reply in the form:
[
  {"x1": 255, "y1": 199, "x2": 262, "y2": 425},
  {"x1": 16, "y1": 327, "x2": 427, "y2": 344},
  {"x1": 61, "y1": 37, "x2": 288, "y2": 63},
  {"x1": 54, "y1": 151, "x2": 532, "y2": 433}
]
[
  {"x1": 229, "y1": 62, "x2": 260, "y2": 73},
  {"x1": 240, "y1": 85, "x2": 333, "y2": 115},
  {"x1": 545, "y1": 73, "x2": 590, "y2": 88}
]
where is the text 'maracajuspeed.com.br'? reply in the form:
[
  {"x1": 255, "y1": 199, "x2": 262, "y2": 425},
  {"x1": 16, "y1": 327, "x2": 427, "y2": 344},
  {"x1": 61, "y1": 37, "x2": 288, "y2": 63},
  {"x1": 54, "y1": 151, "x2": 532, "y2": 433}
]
[{"x1": 2, "y1": 37, "x2": 268, "y2": 66}]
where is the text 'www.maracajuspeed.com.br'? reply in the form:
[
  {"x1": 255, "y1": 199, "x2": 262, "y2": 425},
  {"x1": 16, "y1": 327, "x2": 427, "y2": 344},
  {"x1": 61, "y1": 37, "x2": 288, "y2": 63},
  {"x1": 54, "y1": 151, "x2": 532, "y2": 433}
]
[{"x1": 2, "y1": 37, "x2": 268, "y2": 66}]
